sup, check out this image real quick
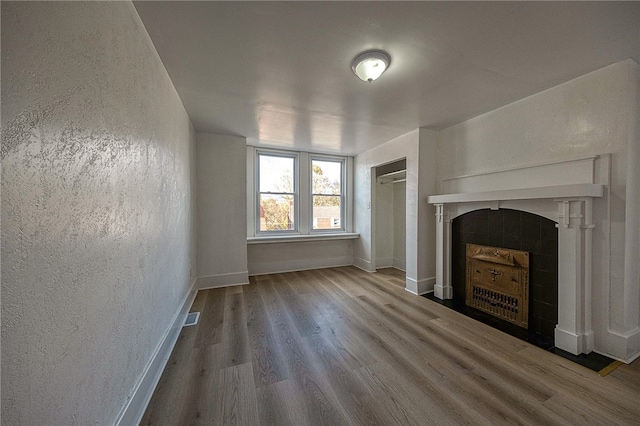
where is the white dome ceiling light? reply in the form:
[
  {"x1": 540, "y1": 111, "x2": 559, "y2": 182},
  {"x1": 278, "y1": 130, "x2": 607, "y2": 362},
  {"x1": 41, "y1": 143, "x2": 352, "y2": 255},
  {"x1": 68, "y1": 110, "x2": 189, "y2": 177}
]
[{"x1": 351, "y1": 50, "x2": 391, "y2": 83}]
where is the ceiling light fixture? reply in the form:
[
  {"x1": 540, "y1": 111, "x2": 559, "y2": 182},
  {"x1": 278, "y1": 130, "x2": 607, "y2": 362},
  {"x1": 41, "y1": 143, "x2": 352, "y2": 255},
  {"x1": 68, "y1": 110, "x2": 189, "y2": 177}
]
[{"x1": 351, "y1": 50, "x2": 391, "y2": 83}]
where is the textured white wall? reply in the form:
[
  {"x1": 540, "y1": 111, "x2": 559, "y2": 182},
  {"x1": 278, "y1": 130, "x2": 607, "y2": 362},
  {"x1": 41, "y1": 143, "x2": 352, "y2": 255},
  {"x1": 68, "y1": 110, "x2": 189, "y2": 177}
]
[
  {"x1": 436, "y1": 60, "x2": 640, "y2": 360},
  {"x1": 196, "y1": 133, "x2": 249, "y2": 287},
  {"x1": 1, "y1": 2, "x2": 196, "y2": 424},
  {"x1": 437, "y1": 61, "x2": 632, "y2": 180}
]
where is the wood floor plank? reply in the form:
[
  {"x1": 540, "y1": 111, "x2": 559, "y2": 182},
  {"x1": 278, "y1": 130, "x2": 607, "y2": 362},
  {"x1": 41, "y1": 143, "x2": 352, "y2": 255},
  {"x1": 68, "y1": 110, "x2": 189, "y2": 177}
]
[
  {"x1": 242, "y1": 281, "x2": 289, "y2": 387},
  {"x1": 368, "y1": 299, "x2": 557, "y2": 404},
  {"x1": 541, "y1": 392, "x2": 619, "y2": 426},
  {"x1": 376, "y1": 267, "x2": 406, "y2": 288},
  {"x1": 355, "y1": 362, "x2": 459, "y2": 426},
  {"x1": 255, "y1": 380, "x2": 297, "y2": 426},
  {"x1": 324, "y1": 319, "x2": 385, "y2": 368},
  {"x1": 304, "y1": 330, "x2": 398, "y2": 425},
  {"x1": 194, "y1": 287, "x2": 225, "y2": 347},
  {"x1": 142, "y1": 266, "x2": 640, "y2": 426},
  {"x1": 296, "y1": 272, "x2": 353, "y2": 326},
  {"x1": 608, "y1": 355, "x2": 640, "y2": 392},
  {"x1": 324, "y1": 296, "x2": 484, "y2": 424},
  {"x1": 287, "y1": 270, "x2": 318, "y2": 295},
  {"x1": 269, "y1": 312, "x2": 351, "y2": 425},
  {"x1": 189, "y1": 290, "x2": 208, "y2": 313},
  {"x1": 222, "y1": 291, "x2": 251, "y2": 367},
  {"x1": 318, "y1": 267, "x2": 394, "y2": 305},
  {"x1": 225, "y1": 284, "x2": 244, "y2": 295},
  {"x1": 273, "y1": 273, "x2": 322, "y2": 337},
  {"x1": 173, "y1": 344, "x2": 224, "y2": 425},
  {"x1": 218, "y1": 363, "x2": 260, "y2": 426},
  {"x1": 256, "y1": 277, "x2": 289, "y2": 326},
  {"x1": 516, "y1": 346, "x2": 640, "y2": 422}
]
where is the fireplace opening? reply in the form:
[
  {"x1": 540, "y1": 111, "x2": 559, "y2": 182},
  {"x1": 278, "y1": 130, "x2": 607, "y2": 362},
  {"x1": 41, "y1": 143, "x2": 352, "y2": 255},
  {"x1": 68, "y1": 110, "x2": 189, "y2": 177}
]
[
  {"x1": 450, "y1": 208, "x2": 558, "y2": 349},
  {"x1": 466, "y1": 244, "x2": 530, "y2": 329}
]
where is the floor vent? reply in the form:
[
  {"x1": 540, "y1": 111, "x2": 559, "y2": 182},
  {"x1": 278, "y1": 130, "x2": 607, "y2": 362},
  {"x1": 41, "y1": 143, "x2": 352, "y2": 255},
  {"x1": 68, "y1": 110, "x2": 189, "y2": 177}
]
[{"x1": 184, "y1": 312, "x2": 200, "y2": 327}]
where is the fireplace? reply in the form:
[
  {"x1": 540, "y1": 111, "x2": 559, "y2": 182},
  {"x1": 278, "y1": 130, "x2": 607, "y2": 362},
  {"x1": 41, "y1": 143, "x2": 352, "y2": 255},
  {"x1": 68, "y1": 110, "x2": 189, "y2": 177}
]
[
  {"x1": 448, "y1": 209, "x2": 558, "y2": 347},
  {"x1": 427, "y1": 156, "x2": 606, "y2": 356}
]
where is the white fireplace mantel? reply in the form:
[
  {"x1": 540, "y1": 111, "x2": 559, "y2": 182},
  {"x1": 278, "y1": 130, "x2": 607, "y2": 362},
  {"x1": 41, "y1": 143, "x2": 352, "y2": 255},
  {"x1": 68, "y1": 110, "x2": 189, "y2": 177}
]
[
  {"x1": 426, "y1": 183, "x2": 603, "y2": 205},
  {"x1": 427, "y1": 183, "x2": 604, "y2": 356}
]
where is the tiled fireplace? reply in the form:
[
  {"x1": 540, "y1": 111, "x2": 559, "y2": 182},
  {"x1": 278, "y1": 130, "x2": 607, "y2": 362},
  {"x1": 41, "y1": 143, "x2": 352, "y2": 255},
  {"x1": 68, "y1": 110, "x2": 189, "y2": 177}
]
[
  {"x1": 452, "y1": 209, "x2": 557, "y2": 348},
  {"x1": 427, "y1": 155, "x2": 608, "y2": 356}
]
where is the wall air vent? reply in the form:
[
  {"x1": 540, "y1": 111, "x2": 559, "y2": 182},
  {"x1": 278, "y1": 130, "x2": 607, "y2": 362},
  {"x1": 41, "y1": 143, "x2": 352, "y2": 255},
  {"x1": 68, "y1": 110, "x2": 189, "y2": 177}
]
[{"x1": 184, "y1": 312, "x2": 200, "y2": 327}]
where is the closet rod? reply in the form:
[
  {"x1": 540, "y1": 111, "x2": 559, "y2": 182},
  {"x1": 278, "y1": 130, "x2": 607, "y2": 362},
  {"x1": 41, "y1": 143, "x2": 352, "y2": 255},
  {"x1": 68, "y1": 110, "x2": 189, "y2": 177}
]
[{"x1": 381, "y1": 178, "x2": 406, "y2": 185}]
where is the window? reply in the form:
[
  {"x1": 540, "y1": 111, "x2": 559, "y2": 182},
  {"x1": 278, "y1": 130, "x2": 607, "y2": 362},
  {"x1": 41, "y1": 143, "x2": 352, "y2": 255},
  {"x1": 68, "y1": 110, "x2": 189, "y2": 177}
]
[
  {"x1": 257, "y1": 151, "x2": 297, "y2": 233},
  {"x1": 249, "y1": 148, "x2": 351, "y2": 238},
  {"x1": 311, "y1": 157, "x2": 344, "y2": 231}
]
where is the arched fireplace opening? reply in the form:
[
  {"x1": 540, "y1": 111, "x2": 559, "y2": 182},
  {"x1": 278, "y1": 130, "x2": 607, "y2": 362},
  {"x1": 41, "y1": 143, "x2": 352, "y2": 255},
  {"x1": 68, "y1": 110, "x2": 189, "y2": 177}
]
[{"x1": 450, "y1": 208, "x2": 558, "y2": 349}]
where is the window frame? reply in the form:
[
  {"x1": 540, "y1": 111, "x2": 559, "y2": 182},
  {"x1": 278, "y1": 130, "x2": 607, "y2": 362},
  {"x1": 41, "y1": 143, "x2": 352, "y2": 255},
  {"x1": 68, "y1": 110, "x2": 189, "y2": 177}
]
[
  {"x1": 309, "y1": 155, "x2": 346, "y2": 233},
  {"x1": 255, "y1": 149, "x2": 299, "y2": 235},
  {"x1": 248, "y1": 146, "x2": 352, "y2": 239}
]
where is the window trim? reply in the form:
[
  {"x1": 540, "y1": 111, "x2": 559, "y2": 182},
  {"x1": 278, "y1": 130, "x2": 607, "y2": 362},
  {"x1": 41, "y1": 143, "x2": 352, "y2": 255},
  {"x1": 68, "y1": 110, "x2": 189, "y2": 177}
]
[
  {"x1": 248, "y1": 146, "x2": 353, "y2": 239},
  {"x1": 255, "y1": 149, "x2": 299, "y2": 235},
  {"x1": 309, "y1": 155, "x2": 346, "y2": 233}
]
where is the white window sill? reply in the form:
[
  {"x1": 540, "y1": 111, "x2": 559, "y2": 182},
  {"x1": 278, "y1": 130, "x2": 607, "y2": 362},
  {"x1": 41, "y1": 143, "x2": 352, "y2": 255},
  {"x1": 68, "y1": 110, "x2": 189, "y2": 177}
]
[{"x1": 247, "y1": 232, "x2": 359, "y2": 245}]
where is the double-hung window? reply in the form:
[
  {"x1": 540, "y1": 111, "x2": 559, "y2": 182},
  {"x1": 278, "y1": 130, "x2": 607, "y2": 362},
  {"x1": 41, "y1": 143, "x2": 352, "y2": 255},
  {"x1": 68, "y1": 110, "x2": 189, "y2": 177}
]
[
  {"x1": 251, "y1": 148, "x2": 350, "y2": 238},
  {"x1": 257, "y1": 151, "x2": 298, "y2": 233},
  {"x1": 311, "y1": 157, "x2": 344, "y2": 231}
]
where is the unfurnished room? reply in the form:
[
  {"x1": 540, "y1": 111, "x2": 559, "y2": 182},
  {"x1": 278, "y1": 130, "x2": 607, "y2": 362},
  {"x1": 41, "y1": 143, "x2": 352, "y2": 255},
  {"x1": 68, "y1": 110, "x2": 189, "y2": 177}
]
[{"x1": 2, "y1": 1, "x2": 640, "y2": 425}]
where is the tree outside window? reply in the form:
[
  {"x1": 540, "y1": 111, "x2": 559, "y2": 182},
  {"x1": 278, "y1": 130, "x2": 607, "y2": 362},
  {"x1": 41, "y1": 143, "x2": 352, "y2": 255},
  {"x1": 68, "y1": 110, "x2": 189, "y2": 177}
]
[
  {"x1": 312, "y1": 159, "x2": 343, "y2": 230},
  {"x1": 258, "y1": 153, "x2": 296, "y2": 231}
]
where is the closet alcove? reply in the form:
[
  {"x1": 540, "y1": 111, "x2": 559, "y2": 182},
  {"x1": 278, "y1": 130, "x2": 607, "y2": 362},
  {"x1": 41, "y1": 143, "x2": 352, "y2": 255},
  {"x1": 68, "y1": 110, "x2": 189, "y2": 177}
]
[{"x1": 374, "y1": 159, "x2": 407, "y2": 276}]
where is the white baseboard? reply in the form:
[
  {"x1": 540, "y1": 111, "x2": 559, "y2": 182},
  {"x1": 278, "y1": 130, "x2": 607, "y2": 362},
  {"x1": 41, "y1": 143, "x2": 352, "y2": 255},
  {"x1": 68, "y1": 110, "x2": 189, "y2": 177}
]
[
  {"x1": 434, "y1": 282, "x2": 453, "y2": 299},
  {"x1": 599, "y1": 327, "x2": 640, "y2": 363},
  {"x1": 405, "y1": 276, "x2": 436, "y2": 295},
  {"x1": 376, "y1": 257, "x2": 393, "y2": 269},
  {"x1": 248, "y1": 256, "x2": 353, "y2": 276},
  {"x1": 555, "y1": 327, "x2": 594, "y2": 357},
  {"x1": 197, "y1": 271, "x2": 249, "y2": 289},
  {"x1": 115, "y1": 279, "x2": 197, "y2": 426},
  {"x1": 353, "y1": 257, "x2": 376, "y2": 273}
]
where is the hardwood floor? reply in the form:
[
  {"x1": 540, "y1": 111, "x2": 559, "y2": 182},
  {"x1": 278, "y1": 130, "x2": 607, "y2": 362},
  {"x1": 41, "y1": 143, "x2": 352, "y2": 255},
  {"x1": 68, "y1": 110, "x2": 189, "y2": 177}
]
[{"x1": 141, "y1": 266, "x2": 640, "y2": 425}]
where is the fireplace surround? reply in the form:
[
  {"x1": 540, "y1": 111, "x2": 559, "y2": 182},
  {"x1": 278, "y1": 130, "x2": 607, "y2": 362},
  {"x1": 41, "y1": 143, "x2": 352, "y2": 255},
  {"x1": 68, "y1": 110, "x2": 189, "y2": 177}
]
[
  {"x1": 427, "y1": 155, "x2": 607, "y2": 356},
  {"x1": 453, "y1": 211, "x2": 557, "y2": 347}
]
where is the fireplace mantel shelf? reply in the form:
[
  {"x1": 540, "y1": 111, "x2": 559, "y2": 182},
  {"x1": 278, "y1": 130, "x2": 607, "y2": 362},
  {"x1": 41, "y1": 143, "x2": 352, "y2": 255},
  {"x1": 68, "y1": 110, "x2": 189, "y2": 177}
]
[{"x1": 427, "y1": 183, "x2": 603, "y2": 205}]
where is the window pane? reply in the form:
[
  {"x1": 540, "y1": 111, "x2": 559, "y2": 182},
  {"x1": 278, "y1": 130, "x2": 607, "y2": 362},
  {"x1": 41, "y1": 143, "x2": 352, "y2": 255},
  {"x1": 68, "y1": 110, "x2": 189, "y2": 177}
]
[
  {"x1": 312, "y1": 160, "x2": 341, "y2": 195},
  {"x1": 313, "y1": 195, "x2": 341, "y2": 229},
  {"x1": 260, "y1": 155, "x2": 294, "y2": 193},
  {"x1": 260, "y1": 194, "x2": 295, "y2": 231}
]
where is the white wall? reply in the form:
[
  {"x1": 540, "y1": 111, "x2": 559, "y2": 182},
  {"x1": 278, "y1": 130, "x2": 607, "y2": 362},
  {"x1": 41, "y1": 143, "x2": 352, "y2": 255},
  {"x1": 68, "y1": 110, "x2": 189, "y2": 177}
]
[
  {"x1": 375, "y1": 180, "x2": 395, "y2": 267},
  {"x1": 1, "y1": 2, "x2": 196, "y2": 424},
  {"x1": 354, "y1": 128, "x2": 437, "y2": 294},
  {"x1": 248, "y1": 239, "x2": 354, "y2": 275},
  {"x1": 436, "y1": 59, "x2": 640, "y2": 361},
  {"x1": 196, "y1": 133, "x2": 249, "y2": 288},
  {"x1": 393, "y1": 182, "x2": 407, "y2": 271},
  {"x1": 375, "y1": 180, "x2": 406, "y2": 271}
]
